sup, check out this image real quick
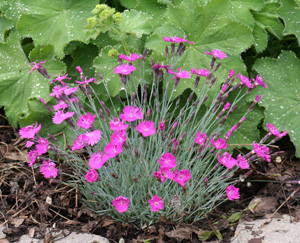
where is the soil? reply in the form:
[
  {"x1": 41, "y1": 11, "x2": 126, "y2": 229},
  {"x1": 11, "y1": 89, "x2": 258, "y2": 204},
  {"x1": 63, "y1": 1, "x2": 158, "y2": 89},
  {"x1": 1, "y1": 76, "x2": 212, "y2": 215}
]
[{"x1": 1, "y1": 109, "x2": 300, "y2": 243}]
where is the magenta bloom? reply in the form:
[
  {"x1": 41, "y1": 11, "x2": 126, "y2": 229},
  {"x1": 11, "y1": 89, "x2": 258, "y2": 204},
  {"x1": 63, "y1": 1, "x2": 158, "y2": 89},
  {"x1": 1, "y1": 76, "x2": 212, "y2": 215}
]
[
  {"x1": 158, "y1": 152, "x2": 176, "y2": 168},
  {"x1": 136, "y1": 120, "x2": 156, "y2": 137},
  {"x1": 163, "y1": 36, "x2": 194, "y2": 44},
  {"x1": 109, "y1": 117, "x2": 128, "y2": 131},
  {"x1": 172, "y1": 169, "x2": 191, "y2": 187},
  {"x1": 40, "y1": 159, "x2": 58, "y2": 179},
  {"x1": 168, "y1": 67, "x2": 191, "y2": 79},
  {"x1": 266, "y1": 123, "x2": 288, "y2": 138},
  {"x1": 114, "y1": 64, "x2": 136, "y2": 75},
  {"x1": 53, "y1": 101, "x2": 69, "y2": 111},
  {"x1": 89, "y1": 151, "x2": 109, "y2": 169},
  {"x1": 25, "y1": 141, "x2": 34, "y2": 148},
  {"x1": 105, "y1": 142, "x2": 123, "y2": 158},
  {"x1": 119, "y1": 53, "x2": 141, "y2": 62},
  {"x1": 153, "y1": 167, "x2": 174, "y2": 184},
  {"x1": 50, "y1": 85, "x2": 67, "y2": 98},
  {"x1": 226, "y1": 185, "x2": 240, "y2": 201},
  {"x1": 217, "y1": 152, "x2": 238, "y2": 169},
  {"x1": 236, "y1": 74, "x2": 252, "y2": 88},
  {"x1": 190, "y1": 68, "x2": 209, "y2": 76},
  {"x1": 112, "y1": 196, "x2": 130, "y2": 213},
  {"x1": 223, "y1": 102, "x2": 231, "y2": 110},
  {"x1": 211, "y1": 138, "x2": 227, "y2": 150},
  {"x1": 76, "y1": 77, "x2": 98, "y2": 85},
  {"x1": 77, "y1": 113, "x2": 96, "y2": 129},
  {"x1": 28, "y1": 149, "x2": 38, "y2": 167},
  {"x1": 72, "y1": 135, "x2": 85, "y2": 151},
  {"x1": 64, "y1": 86, "x2": 78, "y2": 96},
  {"x1": 205, "y1": 49, "x2": 227, "y2": 59},
  {"x1": 237, "y1": 154, "x2": 249, "y2": 169},
  {"x1": 52, "y1": 73, "x2": 71, "y2": 84},
  {"x1": 82, "y1": 130, "x2": 102, "y2": 146},
  {"x1": 194, "y1": 131, "x2": 208, "y2": 146},
  {"x1": 252, "y1": 75, "x2": 268, "y2": 89},
  {"x1": 19, "y1": 122, "x2": 41, "y2": 139},
  {"x1": 110, "y1": 130, "x2": 127, "y2": 145},
  {"x1": 52, "y1": 110, "x2": 74, "y2": 124},
  {"x1": 28, "y1": 60, "x2": 46, "y2": 75},
  {"x1": 159, "y1": 122, "x2": 165, "y2": 132},
  {"x1": 253, "y1": 142, "x2": 271, "y2": 162},
  {"x1": 120, "y1": 106, "x2": 143, "y2": 122},
  {"x1": 85, "y1": 169, "x2": 99, "y2": 183},
  {"x1": 36, "y1": 138, "x2": 49, "y2": 156},
  {"x1": 148, "y1": 195, "x2": 164, "y2": 212}
]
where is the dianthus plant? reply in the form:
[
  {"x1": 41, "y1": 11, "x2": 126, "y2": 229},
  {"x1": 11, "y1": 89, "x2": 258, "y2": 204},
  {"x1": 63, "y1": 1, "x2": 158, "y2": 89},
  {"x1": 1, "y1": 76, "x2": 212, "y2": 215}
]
[{"x1": 20, "y1": 36, "x2": 288, "y2": 228}]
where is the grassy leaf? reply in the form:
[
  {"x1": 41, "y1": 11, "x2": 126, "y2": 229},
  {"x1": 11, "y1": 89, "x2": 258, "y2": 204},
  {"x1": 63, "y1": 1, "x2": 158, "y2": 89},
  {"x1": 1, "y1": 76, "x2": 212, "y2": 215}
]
[{"x1": 227, "y1": 212, "x2": 243, "y2": 223}]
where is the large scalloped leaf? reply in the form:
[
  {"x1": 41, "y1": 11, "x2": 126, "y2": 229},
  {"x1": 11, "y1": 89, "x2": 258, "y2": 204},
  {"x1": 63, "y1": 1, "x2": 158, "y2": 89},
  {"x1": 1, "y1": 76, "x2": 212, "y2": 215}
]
[
  {"x1": 0, "y1": 16, "x2": 14, "y2": 42},
  {"x1": 253, "y1": 51, "x2": 300, "y2": 157},
  {"x1": 0, "y1": 31, "x2": 66, "y2": 126},
  {"x1": 278, "y1": 0, "x2": 300, "y2": 44},
  {"x1": 17, "y1": 0, "x2": 98, "y2": 58},
  {"x1": 145, "y1": 0, "x2": 252, "y2": 101}
]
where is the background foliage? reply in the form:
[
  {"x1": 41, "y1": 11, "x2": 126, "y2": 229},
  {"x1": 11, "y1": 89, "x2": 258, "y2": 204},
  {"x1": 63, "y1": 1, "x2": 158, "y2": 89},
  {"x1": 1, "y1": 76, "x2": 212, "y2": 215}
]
[{"x1": 0, "y1": 0, "x2": 299, "y2": 155}]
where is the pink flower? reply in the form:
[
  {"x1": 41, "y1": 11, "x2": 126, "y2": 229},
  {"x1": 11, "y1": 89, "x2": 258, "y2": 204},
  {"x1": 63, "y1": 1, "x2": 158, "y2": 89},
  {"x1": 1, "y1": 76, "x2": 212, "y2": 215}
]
[
  {"x1": 52, "y1": 73, "x2": 71, "y2": 84},
  {"x1": 36, "y1": 138, "x2": 49, "y2": 156},
  {"x1": 223, "y1": 102, "x2": 231, "y2": 110},
  {"x1": 252, "y1": 75, "x2": 268, "y2": 89},
  {"x1": 190, "y1": 68, "x2": 209, "y2": 76},
  {"x1": 53, "y1": 101, "x2": 69, "y2": 111},
  {"x1": 28, "y1": 60, "x2": 46, "y2": 75},
  {"x1": 105, "y1": 142, "x2": 123, "y2": 158},
  {"x1": 163, "y1": 36, "x2": 194, "y2": 44},
  {"x1": 159, "y1": 122, "x2": 165, "y2": 132},
  {"x1": 28, "y1": 149, "x2": 38, "y2": 167},
  {"x1": 109, "y1": 117, "x2": 128, "y2": 131},
  {"x1": 40, "y1": 159, "x2": 58, "y2": 179},
  {"x1": 82, "y1": 130, "x2": 102, "y2": 146},
  {"x1": 136, "y1": 120, "x2": 156, "y2": 137},
  {"x1": 148, "y1": 195, "x2": 164, "y2": 212},
  {"x1": 114, "y1": 64, "x2": 136, "y2": 75},
  {"x1": 266, "y1": 123, "x2": 288, "y2": 138},
  {"x1": 50, "y1": 85, "x2": 67, "y2": 98},
  {"x1": 89, "y1": 151, "x2": 109, "y2": 169},
  {"x1": 19, "y1": 122, "x2": 41, "y2": 139},
  {"x1": 64, "y1": 86, "x2": 78, "y2": 96},
  {"x1": 229, "y1": 70, "x2": 235, "y2": 78},
  {"x1": 217, "y1": 152, "x2": 237, "y2": 169},
  {"x1": 52, "y1": 110, "x2": 74, "y2": 124},
  {"x1": 172, "y1": 169, "x2": 191, "y2": 187},
  {"x1": 211, "y1": 138, "x2": 227, "y2": 149},
  {"x1": 112, "y1": 196, "x2": 130, "y2": 213},
  {"x1": 152, "y1": 62, "x2": 172, "y2": 72},
  {"x1": 237, "y1": 154, "x2": 249, "y2": 169},
  {"x1": 110, "y1": 130, "x2": 127, "y2": 145},
  {"x1": 85, "y1": 169, "x2": 99, "y2": 183},
  {"x1": 158, "y1": 152, "x2": 176, "y2": 168},
  {"x1": 77, "y1": 113, "x2": 96, "y2": 129},
  {"x1": 154, "y1": 167, "x2": 174, "y2": 183},
  {"x1": 194, "y1": 131, "x2": 208, "y2": 146},
  {"x1": 25, "y1": 141, "x2": 34, "y2": 148},
  {"x1": 120, "y1": 106, "x2": 143, "y2": 122},
  {"x1": 226, "y1": 185, "x2": 240, "y2": 201},
  {"x1": 76, "y1": 77, "x2": 98, "y2": 85},
  {"x1": 253, "y1": 142, "x2": 271, "y2": 162},
  {"x1": 76, "y1": 66, "x2": 83, "y2": 74},
  {"x1": 236, "y1": 74, "x2": 252, "y2": 88},
  {"x1": 72, "y1": 135, "x2": 85, "y2": 151},
  {"x1": 119, "y1": 53, "x2": 141, "y2": 62},
  {"x1": 168, "y1": 67, "x2": 191, "y2": 79},
  {"x1": 205, "y1": 49, "x2": 227, "y2": 59}
]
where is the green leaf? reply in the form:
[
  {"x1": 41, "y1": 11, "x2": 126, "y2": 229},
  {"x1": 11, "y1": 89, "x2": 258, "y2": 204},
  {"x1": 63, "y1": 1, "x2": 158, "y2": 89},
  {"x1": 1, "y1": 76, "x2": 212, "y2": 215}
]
[
  {"x1": 0, "y1": 31, "x2": 66, "y2": 126},
  {"x1": 253, "y1": 51, "x2": 300, "y2": 157},
  {"x1": 198, "y1": 231, "x2": 214, "y2": 241},
  {"x1": 121, "y1": 10, "x2": 153, "y2": 38},
  {"x1": 253, "y1": 22, "x2": 268, "y2": 53},
  {"x1": 227, "y1": 212, "x2": 243, "y2": 223},
  {"x1": 0, "y1": 16, "x2": 14, "y2": 42},
  {"x1": 278, "y1": 0, "x2": 300, "y2": 44},
  {"x1": 146, "y1": 0, "x2": 252, "y2": 101},
  {"x1": 17, "y1": 0, "x2": 98, "y2": 58},
  {"x1": 120, "y1": 0, "x2": 137, "y2": 9}
]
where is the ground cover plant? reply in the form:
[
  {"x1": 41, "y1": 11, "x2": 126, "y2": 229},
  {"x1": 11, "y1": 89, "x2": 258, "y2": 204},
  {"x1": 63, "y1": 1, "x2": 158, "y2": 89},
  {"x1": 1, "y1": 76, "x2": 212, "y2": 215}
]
[{"x1": 18, "y1": 37, "x2": 288, "y2": 228}]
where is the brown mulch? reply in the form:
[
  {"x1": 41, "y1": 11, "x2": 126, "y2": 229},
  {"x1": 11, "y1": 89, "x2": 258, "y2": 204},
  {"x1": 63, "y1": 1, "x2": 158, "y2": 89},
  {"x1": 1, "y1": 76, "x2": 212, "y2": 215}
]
[{"x1": 1, "y1": 110, "x2": 300, "y2": 242}]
